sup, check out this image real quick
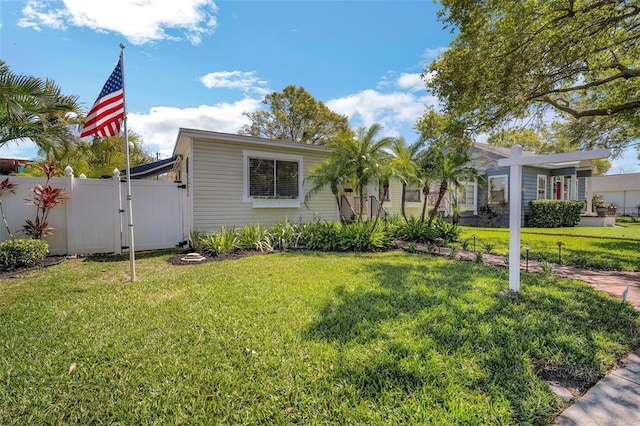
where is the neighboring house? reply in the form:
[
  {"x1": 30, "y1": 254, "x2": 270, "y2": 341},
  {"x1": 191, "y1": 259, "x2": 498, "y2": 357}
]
[
  {"x1": 0, "y1": 158, "x2": 30, "y2": 175},
  {"x1": 384, "y1": 143, "x2": 597, "y2": 227},
  {"x1": 171, "y1": 128, "x2": 337, "y2": 233},
  {"x1": 591, "y1": 172, "x2": 640, "y2": 215}
]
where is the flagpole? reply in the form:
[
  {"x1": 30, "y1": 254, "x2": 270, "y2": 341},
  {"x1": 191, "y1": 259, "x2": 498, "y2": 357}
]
[{"x1": 120, "y1": 43, "x2": 136, "y2": 282}]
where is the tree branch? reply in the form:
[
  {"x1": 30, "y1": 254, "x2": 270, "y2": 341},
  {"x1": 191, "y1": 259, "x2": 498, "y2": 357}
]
[{"x1": 541, "y1": 96, "x2": 640, "y2": 118}]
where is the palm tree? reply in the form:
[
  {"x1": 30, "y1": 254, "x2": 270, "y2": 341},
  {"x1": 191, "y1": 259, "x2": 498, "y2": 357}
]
[
  {"x1": 388, "y1": 137, "x2": 424, "y2": 220},
  {"x1": 427, "y1": 148, "x2": 481, "y2": 226},
  {"x1": 330, "y1": 124, "x2": 394, "y2": 220},
  {"x1": 42, "y1": 130, "x2": 154, "y2": 178},
  {"x1": 304, "y1": 159, "x2": 352, "y2": 223},
  {"x1": 0, "y1": 61, "x2": 81, "y2": 154}
]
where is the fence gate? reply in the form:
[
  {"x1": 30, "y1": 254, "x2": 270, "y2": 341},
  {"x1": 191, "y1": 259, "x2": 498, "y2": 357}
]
[{"x1": 120, "y1": 179, "x2": 187, "y2": 252}]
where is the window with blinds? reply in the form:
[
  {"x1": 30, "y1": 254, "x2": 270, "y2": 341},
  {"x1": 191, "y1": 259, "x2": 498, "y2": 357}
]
[{"x1": 249, "y1": 158, "x2": 299, "y2": 198}]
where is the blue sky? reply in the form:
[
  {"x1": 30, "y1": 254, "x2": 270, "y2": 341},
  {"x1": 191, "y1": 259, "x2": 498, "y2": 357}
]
[{"x1": 1, "y1": 0, "x2": 638, "y2": 173}]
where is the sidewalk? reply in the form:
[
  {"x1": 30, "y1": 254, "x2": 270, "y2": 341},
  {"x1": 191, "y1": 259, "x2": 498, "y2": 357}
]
[{"x1": 397, "y1": 242, "x2": 640, "y2": 425}]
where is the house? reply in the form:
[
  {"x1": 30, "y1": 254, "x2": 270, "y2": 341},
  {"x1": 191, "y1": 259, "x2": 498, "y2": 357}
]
[
  {"x1": 591, "y1": 172, "x2": 640, "y2": 216},
  {"x1": 381, "y1": 143, "x2": 597, "y2": 227},
  {"x1": 171, "y1": 128, "x2": 337, "y2": 233},
  {"x1": 0, "y1": 158, "x2": 30, "y2": 175}
]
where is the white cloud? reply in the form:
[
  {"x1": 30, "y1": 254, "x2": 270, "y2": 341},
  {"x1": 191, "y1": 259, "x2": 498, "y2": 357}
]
[
  {"x1": 18, "y1": 0, "x2": 218, "y2": 45},
  {"x1": 199, "y1": 71, "x2": 270, "y2": 95},
  {"x1": 396, "y1": 73, "x2": 425, "y2": 92},
  {"x1": 128, "y1": 98, "x2": 260, "y2": 156},
  {"x1": 326, "y1": 89, "x2": 438, "y2": 136},
  {"x1": 422, "y1": 46, "x2": 447, "y2": 61},
  {"x1": 0, "y1": 139, "x2": 40, "y2": 160}
]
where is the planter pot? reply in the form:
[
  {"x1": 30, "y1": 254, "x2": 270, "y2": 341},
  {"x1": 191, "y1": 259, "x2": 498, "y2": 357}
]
[{"x1": 595, "y1": 207, "x2": 606, "y2": 217}]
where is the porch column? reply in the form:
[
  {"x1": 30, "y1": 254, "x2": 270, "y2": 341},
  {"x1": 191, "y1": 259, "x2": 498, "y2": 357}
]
[{"x1": 585, "y1": 176, "x2": 593, "y2": 214}]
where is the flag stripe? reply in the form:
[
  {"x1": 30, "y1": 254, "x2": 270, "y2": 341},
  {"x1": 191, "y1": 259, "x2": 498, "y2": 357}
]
[{"x1": 80, "y1": 57, "x2": 125, "y2": 138}]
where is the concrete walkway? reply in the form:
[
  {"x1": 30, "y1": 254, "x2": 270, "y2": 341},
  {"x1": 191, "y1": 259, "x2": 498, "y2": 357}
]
[{"x1": 397, "y1": 242, "x2": 640, "y2": 425}]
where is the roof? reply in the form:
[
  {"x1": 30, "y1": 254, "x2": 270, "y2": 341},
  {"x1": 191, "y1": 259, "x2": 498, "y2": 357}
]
[
  {"x1": 172, "y1": 128, "x2": 331, "y2": 159},
  {"x1": 123, "y1": 156, "x2": 180, "y2": 179}
]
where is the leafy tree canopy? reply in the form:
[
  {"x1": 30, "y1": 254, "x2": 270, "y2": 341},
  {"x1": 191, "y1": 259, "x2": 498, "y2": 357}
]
[
  {"x1": 427, "y1": 0, "x2": 640, "y2": 153},
  {"x1": 0, "y1": 60, "x2": 81, "y2": 154},
  {"x1": 239, "y1": 85, "x2": 353, "y2": 145},
  {"x1": 32, "y1": 131, "x2": 154, "y2": 178}
]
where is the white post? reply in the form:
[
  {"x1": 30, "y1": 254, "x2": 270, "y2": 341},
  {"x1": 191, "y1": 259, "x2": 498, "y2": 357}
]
[
  {"x1": 508, "y1": 146, "x2": 523, "y2": 292},
  {"x1": 64, "y1": 166, "x2": 75, "y2": 255},
  {"x1": 120, "y1": 44, "x2": 136, "y2": 281},
  {"x1": 586, "y1": 176, "x2": 593, "y2": 214},
  {"x1": 113, "y1": 169, "x2": 122, "y2": 255}
]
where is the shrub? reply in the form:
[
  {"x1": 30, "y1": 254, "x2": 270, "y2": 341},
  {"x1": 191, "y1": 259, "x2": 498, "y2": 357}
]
[
  {"x1": 299, "y1": 221, "x2": 342, "y2": 251},
  {"x1": 235, "y1": 224, "x2": 272, "y2": 252},
  {"x1": 194, "y1": 227, "x2": 237, "y2": 256},
  {"x1": 0, "y1": 239, "x2": 49, "y2": 271},
  {"x1": 432, "y1": 218, "x2": 461, "y2": 243},
  {"x1": 23, "y1": 161, "x2": 68, "y2": 239},
  {"x1": 339, "y1": 220, "x2": 393, "y2": 251},
  {"x1": 268, "y1": 219, "x2": 300, "y2": 250},
  {"x1": 528, "y1": 200, "x2": 584, "y2": 228},
  {"x1": 392, "y1": 216, "x2": 438, "y2": 243}
]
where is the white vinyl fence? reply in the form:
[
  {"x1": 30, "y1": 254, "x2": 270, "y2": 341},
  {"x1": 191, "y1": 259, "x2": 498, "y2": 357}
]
[{"x1": 0, "y1": 167, "x2": 187, "y2": 255}]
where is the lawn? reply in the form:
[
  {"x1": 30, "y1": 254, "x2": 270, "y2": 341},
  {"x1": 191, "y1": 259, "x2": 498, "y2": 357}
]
[
  {"x1": 459, "y1": 225, "x2": 640, "y2": 271},
  {"x1": 1, "y1": 250, "x2": 638, "y2": 424}
]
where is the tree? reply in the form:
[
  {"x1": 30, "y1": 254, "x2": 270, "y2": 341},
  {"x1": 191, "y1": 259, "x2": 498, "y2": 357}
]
[
  {"x1": 426, "y1": 147, "x2": 481, "y2": 226},
  {"x1": 330, "y1": 124, "x2": 394, "y2": 220},
  {"x1": 427, "y1": 1, "x2": 640, "y2": 144},
  {"x1": 239, "y1": 85, "x2": 353, "y2": 145},
  {"x1": 415, "y1": 109, "x2": 481, "y2": 224},
  {"x1": 0, "y1": 61, "x2": 81, "y2": 154},
  {"x1": 388, "y1": 137, "x2": 423, "y2": 220},
  {"x1": 304, "y1": 159, "x2": 352, "y2": 223},
  {"x1": 42, "y1": 130, "x2": 154, "y2": 178}
]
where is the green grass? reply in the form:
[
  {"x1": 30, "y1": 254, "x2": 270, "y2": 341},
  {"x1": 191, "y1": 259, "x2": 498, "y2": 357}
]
[
  {"x1": 460, "y1": 227, "x2": 640, "y2": 271},
  {"x1": 1, "y1": 251, "x2": 639, "y2": 424}
]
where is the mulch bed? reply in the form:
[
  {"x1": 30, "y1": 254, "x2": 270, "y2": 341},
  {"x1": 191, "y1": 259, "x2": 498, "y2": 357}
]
[{"x1": 0, "y1": 256, "x2": 67, "y2": 280}]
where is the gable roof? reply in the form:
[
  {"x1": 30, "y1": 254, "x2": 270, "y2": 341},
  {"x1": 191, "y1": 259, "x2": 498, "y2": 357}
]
[{"x1": 172, "y1": 128, "x2": 331, "y2": 159}]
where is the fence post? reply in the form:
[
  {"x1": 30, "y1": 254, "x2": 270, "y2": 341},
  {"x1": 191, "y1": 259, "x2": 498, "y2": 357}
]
[
  {"x1": 64, "y1": 166, "x2": 75, "y2": 255},
  {"x1": 113, "y1": 169, "x2": 122, "y2": 254}
]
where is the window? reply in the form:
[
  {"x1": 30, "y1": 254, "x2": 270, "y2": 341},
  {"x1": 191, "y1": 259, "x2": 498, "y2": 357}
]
[
  {"x1": 459, "y1": 182, "x2": 477, "y2": 213},
  {"x1": 537, "y1": 175, "x2": 547, "y2": 199},
  {"x1": 243, "y1": 150, "x2": 303, "y2": 206},
  {"x1": 404, "y1": 183, "x2": 421, "y2": 202},
  {"x1": 488, "y1": 175, "x2": 507, "y2": 203},
  {"x1": 249, "y1": 158, "x2": 298, "y2": 198}
]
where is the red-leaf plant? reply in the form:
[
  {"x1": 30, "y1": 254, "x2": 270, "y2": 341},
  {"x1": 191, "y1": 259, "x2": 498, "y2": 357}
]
[
  {"x1": 23, "y1": 162, "x2": 69, "y2": 239},
  {"x1": 0, "y1": 177, "x2": 18, "y2": 239}
]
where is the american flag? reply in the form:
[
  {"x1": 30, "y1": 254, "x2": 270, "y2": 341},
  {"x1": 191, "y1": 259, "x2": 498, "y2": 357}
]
[{"x1": 80, "y1": 57, "x2": 125, "y2": 138}]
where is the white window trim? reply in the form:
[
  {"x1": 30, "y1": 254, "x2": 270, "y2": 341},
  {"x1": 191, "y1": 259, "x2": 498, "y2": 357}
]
[
  {"x1": 537, "y1": 174, "x2": 547, "y2": 200},
  {"x1": 243, "y1": 150, "x2": 303, "y2": 207},
  {"x1": 488, "y1": 174, "x2": 508, "y2": 203}
]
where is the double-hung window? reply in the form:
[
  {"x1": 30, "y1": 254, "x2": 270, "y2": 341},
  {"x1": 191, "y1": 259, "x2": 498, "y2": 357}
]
[
  {"x1": 537, "y1": 175, "x2": 547, "y2": 199},
  {"x1": 459, "y1": 182, "x2": 477, "y2": 213},
  {"x1": 488, "y1": 175, "x2": 508, "y2": 204},
  {"x1": 244, "y1": 150, "x2": 303, "y2": 207}
]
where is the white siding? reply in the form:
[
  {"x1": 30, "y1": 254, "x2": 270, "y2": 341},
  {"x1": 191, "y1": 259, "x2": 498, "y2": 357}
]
[{"x1": 190, "y1": 139, "x2": 336, "y2": 232}]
